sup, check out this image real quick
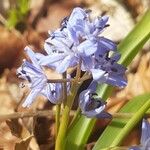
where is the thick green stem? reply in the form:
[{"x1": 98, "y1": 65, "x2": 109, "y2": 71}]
[
  {"x1": 55, "y1": 104, "x2": 61, "y2": 138},
  {"x1": 55, "y1": 61, "x2": 81, "y2": 150},
  {"x1": 55, "y1": 83, "x2": 79, "y2": 150},
  {"x1": 110, "y1": 98, "x2": 150, "y2": 147}
]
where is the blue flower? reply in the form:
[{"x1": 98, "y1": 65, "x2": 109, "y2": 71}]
[
  {"x1": 41, "y1": 29, "x2": 95, "y2": 73},
  {"x1": 91, "y1": 52, "x2": 127, "y2": 88},
  {"x1": 79, "y1": 81, "x2": 111, "y2": 118},
  {"x1": 129, "y1": 119, "x2": 150, "y2": 150},
  {"x1": 38, "y1": 7, "x2": 116, "y2": 74},
  {"x1": 17, "y1": 46, "x2": 63, "y2": 107}
]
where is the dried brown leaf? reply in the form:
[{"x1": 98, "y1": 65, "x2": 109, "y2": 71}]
[
  {"x1": 6, "y1": 118, "x2": 31, "y2": 140},
  {"x1": 15, "y1": 136, "x2": 33, "y2": 150},
  {"x1": 6, "y1": 119, "x2": 22, "y2": 138}
]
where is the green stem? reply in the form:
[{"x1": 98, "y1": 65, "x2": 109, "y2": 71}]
[
  {"x1": 55, "y1": 83, "x2": 79, "y2": 150},
  {"x1": 55, "y1": 104, "x2": 61, "y2": 137},
  {"x1": 55, "y1": 61, "x2": 82, "y2": 150},
  {"x1": 68, "y1": 107, "x2": 81, "y2": 129},
  {"x1": 55, "y1": 60, "x2": 88, "y2": 150},
  {"x1": 110, "y1": 98, "x2": 150, "y2": 147}
]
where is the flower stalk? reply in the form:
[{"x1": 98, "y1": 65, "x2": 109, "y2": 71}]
[
  {"x1": 55, "y1": 104, "x2": 61, "y2": 137},
  {"x1": 55, "y1": 62, "x2": 82, "y2": 150},
  {"x1": 55, "y1": 82, "x2": 80, "y2": 150}
]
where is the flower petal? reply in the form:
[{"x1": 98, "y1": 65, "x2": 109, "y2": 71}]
[
  {"x1": 24, "y1": 46, "x2": 41, "y2": 70},
  {"x1": 78, "y1": 39, "x2": 97, "y2": 56},
  {"x1": 68, "y1": 7, "x2": 87, "y2": 26},
  {"x1": 141, "y1": 119, "x2": 150, "y2": 146},
  {"x1": 56, "y1": 55, "x2": 74, "y2": 73},
  {"x1": 106, "y1": 75, "x2": 127, "y2": 88},
  {"x1": 22, "y1": 88, "x2": 42, "y2": 107},
  {"x1": 90, "y1": 69, "x2": 106, "y2": 83},
  {"x1": 38, "y1": 54, "x2": 67, "y2": 66}
]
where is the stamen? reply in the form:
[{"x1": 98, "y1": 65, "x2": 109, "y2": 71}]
[
  {"x1": 70, "y1": 43, "x2": 74, "y2": 49},
  {"x1": 105, "y1": 24, "x2": 110, "y2": 28},
  {"x1": 51, "y1": 90, "x2": 56, "y2": 95},
  {"x1": 21, "y1": 70, "x2": 26, "y2": 74},
  {"x1": 26, "y1": 76, "x2": 31, "y2": 82},
  {"x1": 16, "y1": 73, "x2": 21, "y2": 76}
]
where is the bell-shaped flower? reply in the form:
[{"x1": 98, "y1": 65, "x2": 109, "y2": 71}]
[
  {"x1": 17, "y1": 46, "x2": 63, "y2": 107},
  {"x1": 79, "y1": 81, "x2": 111, "y2": 118}
]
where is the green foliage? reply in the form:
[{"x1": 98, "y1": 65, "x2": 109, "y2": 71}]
[
  {"x1": 65, "y1": 10, "x2": 150, "y2": 150},
  {"x1": 6, "y1": 0, "x2": 30, "y2": 29},
  {"x1": 93, "y1": 94, "x2": 150, "y2": 149}
]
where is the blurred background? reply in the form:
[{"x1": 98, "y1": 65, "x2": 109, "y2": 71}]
[{"x1": 0, "y1": 0, "x2": 150, "y2": 149}]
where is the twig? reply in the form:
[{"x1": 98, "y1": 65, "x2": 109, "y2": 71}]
[
  {"x1": 0, "y1": 110, "x2": 54, "y2": 121},
  {"x1": 0, "y1": 110, "x2": 75, "y2": 121},
  {"x1": 1, "y1": 111, "x2": 150, "y2": 121}
]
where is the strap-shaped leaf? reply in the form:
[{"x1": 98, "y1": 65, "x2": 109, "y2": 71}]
[
  {"x1": 65, "y1": 10, "x2": 150, "y2": 150},
  {"x1": 93, "y1": 93, "x2": 150, "y2": 149}
]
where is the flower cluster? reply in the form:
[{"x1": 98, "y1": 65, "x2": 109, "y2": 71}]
[{"x1": 17, "y1": 7, "x2": 127, "y2": 118}]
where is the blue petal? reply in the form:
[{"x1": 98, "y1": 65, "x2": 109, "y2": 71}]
[
  {"x1": 44, "y1": 42, "x2": 54, "y2": 55},
  {"x1": 22, "y1": 89, "x2": 41, "y2": 107},
  {"x1": 68, "y1": 7, "x2": 87, "y2": 26},
  {"x1": 56, "y1": 55, "x2": 74, "y2": 73},
  {"x1": 88, "y1": 81, "x2": 98, "y2": 91},
  {"x1": 111, "y1": 52, "x2": 121, "y2": 62},
  {"x1": 41, "y1": 83, "x2": 63, "y2": 104},
  {"x1": 67, "y1": 27, "x2": 79, "y2": 44},
  {"x1": 79, "y1": 89, "x2": 91, "y2": 111},
  {"x1": 99, "y1": 37, "x2": 117, "y2": 50},
  {"x1": 46, "y1": 37, "x2": 72, "y2": 52},
  {"x1": 106, "y1": 75, "x2": 127, "y2": 88},
  {"x1": 94, "y1": 16, "x2": 109, "y2": 28},
  {"x1": 90, "y1": 69, "x2": 106, "y2": 83},
  {"x1": 110, "y1": 63, "x2": 127, "y2": 75},
  {"x1": 96, "y1": 37, "x2": 117, "y2": 55},
  {"x1": 22, "y1": 77, "x2": 46, "y2": 107},
  {"x1": 38, "y1": 54, "x2": 67, "y2": 66},
  {"x1": 81, "y1": 56, "x2": 94, "y2": 71},
  {"x1": 78, "y1": 39, "x2": 97, "y2": 56},
  {"x1": 82, "y1": 104, "x2": 106, "y2": 118},
  {"x1": 24, "y1": 46, "x2": 42, "y2": 70},
  {"x1": 141, "y1": 119, "x2": 150, "y2": 146}
]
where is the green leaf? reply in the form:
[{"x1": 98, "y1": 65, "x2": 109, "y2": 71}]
[
  {"x1": 66, "y1": 117, "x2": 95, "y2": 150},
  {"x1": 6, "y1": 9, "x2": 19, "y2": 29},
  {"x1": 93, "y1": 93, "x2": 150, "y2": 149},
  {"x1": 6, "y1": 0, "x2": 30, "y2": 29},
  {"x1": 118, "y1": 12, "x2": 150, "y2": 66},
  {"x1": 66, "y1": 10, "x2": 150, "y2": 150},
  {"x1": 18, "y1": 0, "x2": 30, "y2": 15}
]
